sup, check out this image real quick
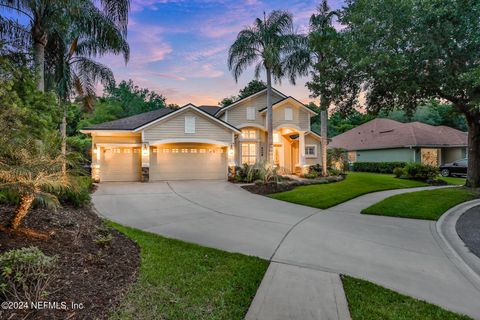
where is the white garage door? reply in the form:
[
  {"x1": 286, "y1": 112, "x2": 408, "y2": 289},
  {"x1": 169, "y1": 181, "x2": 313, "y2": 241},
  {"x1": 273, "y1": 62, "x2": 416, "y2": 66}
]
[
  {"x1": 150, "y1": 144, "x2": 227, "y2": 180},
  {"x1": 100, "y1": 147, "x2": 141, "y2": 182}
]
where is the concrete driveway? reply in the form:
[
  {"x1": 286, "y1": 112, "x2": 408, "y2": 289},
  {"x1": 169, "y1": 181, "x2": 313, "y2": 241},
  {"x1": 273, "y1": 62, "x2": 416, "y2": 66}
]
[{"x1": 93, "y1": 181, "x2": 480, "y2": 319}]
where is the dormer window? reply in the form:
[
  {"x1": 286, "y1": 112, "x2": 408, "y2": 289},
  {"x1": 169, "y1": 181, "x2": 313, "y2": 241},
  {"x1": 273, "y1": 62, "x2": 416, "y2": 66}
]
[
  {"x1": 246, "y1": 107, "x2": 256, "y2": 120},
  {"x1": 285, "y1": 106, "x2": 293, "y2": 121},
  {"x1": 185, "y1": 115, "x2": 195, "y2": 133}
]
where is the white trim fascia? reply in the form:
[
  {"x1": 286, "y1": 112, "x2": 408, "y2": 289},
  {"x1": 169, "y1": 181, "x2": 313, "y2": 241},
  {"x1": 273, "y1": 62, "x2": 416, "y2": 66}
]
[
  {"x1": 96, "y1": 143, "x2": 142, "y2": 147},
  {"x1": 148, "y1": 138, "x2": 230, "y2": 147},
  {"x1": 259, "y1": 97, "x2": 317, "y2": 115},
  {"x1": 306, "y1": 131, "x2": 322, "y2": 140},
  {"x1": 133, "y1": 105, "x2": 241, "y2": 133},
  {"x1": 305, "y1": 144, "x2": 318, "y2": 158},
  {"x1": 80, "y1": 129, "x2": 134, "y2": 134},
  {"x1": 216, "y1": 88, "x2": 287, "y2": 115}
]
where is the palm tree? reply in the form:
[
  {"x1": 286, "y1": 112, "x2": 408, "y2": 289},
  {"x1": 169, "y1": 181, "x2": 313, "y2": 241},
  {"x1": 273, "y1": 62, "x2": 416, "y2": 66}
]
[
  {"x1": 0, "y1": 136, "x2": 71, "y2": 233},
  {"x1": 228, "y1": 10, "x2": 307, "y2": 162},
  {"x1": 0, "y1": 0, "x2": 130, "y2": 92}
]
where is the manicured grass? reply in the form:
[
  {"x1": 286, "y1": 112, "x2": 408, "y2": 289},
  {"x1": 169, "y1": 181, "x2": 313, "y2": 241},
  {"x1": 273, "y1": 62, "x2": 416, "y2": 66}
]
[
  {"x1": 108, "y1": 222, "x2": 268, "y2": 320},
  {"x1": 342, "y1": 276, "x2": 471, "y2": 320},
  {"x1": 361, "y1": 187, "x2": 478, "y2": 220},
  {"x1": 270, "y1": 172, "x2": 427, "y2": 209},
  {"x1": 440, "y1": 176, "x2": 467, "y2": 186}
]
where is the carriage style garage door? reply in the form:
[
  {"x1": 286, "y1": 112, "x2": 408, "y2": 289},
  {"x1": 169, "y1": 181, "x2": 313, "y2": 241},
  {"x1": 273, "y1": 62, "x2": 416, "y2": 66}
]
[
  {"x1": 100, "y1": 147, "x2": 141, "y2": 182},
  {"x1": 150, "y1": 143, "x2": 227, "y2": 180}
]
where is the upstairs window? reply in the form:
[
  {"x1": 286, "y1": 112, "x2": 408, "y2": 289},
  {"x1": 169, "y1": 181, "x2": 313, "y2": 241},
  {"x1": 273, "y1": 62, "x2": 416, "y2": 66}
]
[
  {"x1": 284, "y1": 106, "x2": 293, "y2": 121},
  {"x1": 241, "y1": 129, "x2": 257, "y2": 139},
  {"x1": 185, "y1": 115, "x2": 196, "y2": 133},
  {"x1": 246, "y1": 107, "x2": 256, "y2": 120}
]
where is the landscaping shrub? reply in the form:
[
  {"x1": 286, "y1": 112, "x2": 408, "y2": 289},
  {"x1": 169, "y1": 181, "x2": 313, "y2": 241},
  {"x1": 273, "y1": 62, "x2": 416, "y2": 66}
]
[
  {"x1": 393, "y1": 167, "x2": 404, "y2": 178},
  {"x1": 309, "y1": 164, "x2": 323, "y2": 174},
  {"x1": 303, "y1": 172, "x2": 318, "y2": 179},
  {"x1": 0, "y1": 189, "x2": 20, "y2": 205},
  {"x1": 352, "y1": 162, "x2": 408, "y2": 174},
  {"x1": 0, "y1": 247, "x2": 57, "y2": 303},
  {"x1": 234, "y1": 162, "x2": 279, "y2": 183},
  {"x1": 402, "y1": 163, "x2": 439, "y2": 181},
  {"x1": 58, "y1": 176, "x2": 93, "y2": 207}
]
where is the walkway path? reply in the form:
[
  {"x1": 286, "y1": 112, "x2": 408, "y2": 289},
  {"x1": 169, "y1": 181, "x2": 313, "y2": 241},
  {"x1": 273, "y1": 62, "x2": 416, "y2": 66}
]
[{"x1": 93, "y1": 182, "x2": 480, "y2": 319}]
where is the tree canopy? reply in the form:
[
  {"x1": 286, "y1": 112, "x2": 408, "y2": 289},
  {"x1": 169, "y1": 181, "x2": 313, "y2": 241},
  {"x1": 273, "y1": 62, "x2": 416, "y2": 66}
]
[{"x1": 218, "y1": 80, "x2": 266, "y2": 106}]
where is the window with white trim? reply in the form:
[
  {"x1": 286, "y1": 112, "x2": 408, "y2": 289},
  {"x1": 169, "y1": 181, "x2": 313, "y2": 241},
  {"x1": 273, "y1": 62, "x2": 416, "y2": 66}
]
[
  {"x1": 305, "y1": 145, "x2": 317, "y2": 157},
  {"x1": 241, "y1": 143, "x2": 257, "y2": 164},
  {"x1": 284, "y1": 106, "x2": 293, "y2": 121},
  {"x1": 241, "y1": 129, "x2": 257, "y2": 139},
  {"x1": 185, "y1": 115, "x2": 196, "y2": 133},
  {"x1": 246, "y1": 107, "x2": 256, "y2": 120}
]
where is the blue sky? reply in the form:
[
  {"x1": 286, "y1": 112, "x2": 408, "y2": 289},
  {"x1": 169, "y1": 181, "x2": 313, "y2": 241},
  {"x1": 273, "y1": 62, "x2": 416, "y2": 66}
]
[{"x1": 102, "y1": 0, "x2": 345, "y2": 106}]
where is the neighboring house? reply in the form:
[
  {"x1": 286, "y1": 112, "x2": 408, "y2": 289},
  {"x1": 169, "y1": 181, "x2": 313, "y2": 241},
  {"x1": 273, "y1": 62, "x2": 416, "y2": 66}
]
[
  {"x1": 81, "y1": 88, "x2": 322, "y2": 182},
  {"x1": 329, "y1": 118, "x2": 468, "y2": 166}
]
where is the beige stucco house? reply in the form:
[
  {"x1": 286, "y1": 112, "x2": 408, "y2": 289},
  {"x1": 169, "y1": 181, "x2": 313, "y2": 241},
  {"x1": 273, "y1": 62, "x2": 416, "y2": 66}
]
[{"x1": 81, "y1": 88, "x2": 323, "y2": 182}]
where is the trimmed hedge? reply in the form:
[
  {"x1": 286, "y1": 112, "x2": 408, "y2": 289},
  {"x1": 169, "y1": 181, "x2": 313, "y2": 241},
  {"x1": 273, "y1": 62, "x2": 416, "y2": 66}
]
[{"x1": 352, "y1": 162, "x2": 408, "y2": 174}]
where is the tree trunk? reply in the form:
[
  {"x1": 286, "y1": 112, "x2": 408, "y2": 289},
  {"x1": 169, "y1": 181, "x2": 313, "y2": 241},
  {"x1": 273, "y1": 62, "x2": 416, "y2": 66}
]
[
  {"x1": 266, "y1": 68, "x2": 273, "y2": 163},
  {"x1": 465, "y1": 112, "x2": 480, "y2": 188},
  {"x1": 61, "y1": 105, "x2": 68, "y2": 175},
  {"x1": 32, "y1": 22, "x2": 47, "y2": 92},
  {"x1": 320, "y1": 110, "x2": 328, "y2": 176},
  {"x1": 10, "y1": 194, "x2": 35, "y2": 230}
]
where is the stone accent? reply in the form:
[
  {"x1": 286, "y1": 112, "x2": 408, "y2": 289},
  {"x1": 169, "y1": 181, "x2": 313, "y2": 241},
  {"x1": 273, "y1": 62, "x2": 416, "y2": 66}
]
[{"x1": 141, "y1": 167, "x2": 149, "y2": 182}]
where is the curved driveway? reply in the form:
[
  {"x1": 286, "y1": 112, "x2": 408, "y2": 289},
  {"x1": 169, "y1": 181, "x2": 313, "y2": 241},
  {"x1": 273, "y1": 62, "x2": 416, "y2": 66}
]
[{"x1": 93, "y1": 181, "x2": 480, "y2": 319}]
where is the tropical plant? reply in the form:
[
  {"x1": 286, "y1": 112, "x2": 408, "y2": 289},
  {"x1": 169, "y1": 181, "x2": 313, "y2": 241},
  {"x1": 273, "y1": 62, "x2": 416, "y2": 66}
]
[
  {"x1": 228, "y1": 10, "x2": 307, "y2": 162},
  {"x1": 0, "y1": 136, "x2": 71, "y2": 232},
  {"x1": 0, "y1": 0, "x2": 130, "y2": 92},
  {"x1": 327, "y1": 148, "x2": 347, "y2": 172}
]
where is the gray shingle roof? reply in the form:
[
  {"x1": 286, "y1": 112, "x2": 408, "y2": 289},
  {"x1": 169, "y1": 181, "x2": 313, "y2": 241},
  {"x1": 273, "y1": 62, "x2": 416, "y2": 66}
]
[
  {"x1": 198, "y1": 105, "x2": 221, "y2": 115},
  {"x1": 83, "y1": 108, "x2": 176, "y2": 130}
]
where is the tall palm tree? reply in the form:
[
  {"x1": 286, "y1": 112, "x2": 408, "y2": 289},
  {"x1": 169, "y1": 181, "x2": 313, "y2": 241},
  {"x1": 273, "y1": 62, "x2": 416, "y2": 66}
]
[
  {"x1": 228, "y1": 10, "x2": 307, "y2": 162},
  {"x1": 0, "y1": 0, "x2": 130, "y2": 92}
]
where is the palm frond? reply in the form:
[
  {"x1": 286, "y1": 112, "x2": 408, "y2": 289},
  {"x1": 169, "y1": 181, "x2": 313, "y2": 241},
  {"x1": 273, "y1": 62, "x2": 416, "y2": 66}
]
[
  {"x1": 0, "y1": 16, "x2": 30, "y2": 48},
  {"x1": 98, "y1": 0, "x2": 130, "y2": 36}
]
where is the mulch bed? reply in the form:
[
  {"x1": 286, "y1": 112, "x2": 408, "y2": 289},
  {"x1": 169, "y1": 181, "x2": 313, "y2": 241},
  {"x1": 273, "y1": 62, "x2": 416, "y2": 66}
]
[{"x1": 0, "y1": 204, "x2": 140, "y2": 320}]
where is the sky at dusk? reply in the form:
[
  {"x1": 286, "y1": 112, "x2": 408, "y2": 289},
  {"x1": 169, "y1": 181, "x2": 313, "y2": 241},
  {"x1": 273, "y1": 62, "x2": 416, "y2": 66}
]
[{"x1": 101, "y1": 0, "x2": 345, "y2": 106}]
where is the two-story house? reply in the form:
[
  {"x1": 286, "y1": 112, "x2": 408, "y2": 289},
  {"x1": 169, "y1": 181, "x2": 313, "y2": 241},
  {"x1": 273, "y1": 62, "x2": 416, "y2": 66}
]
[{"x1": 81, "y1": 88, "x2": 322, "y2": 182}]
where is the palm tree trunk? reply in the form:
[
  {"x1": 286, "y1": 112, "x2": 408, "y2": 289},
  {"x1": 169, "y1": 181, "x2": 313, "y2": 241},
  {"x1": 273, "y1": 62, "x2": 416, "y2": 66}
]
[
  {"x1": 10, "y1": 194, "x2": 35, "y2": 230},
  {"x1": 32, "y1": 23, "x2": 47, "y2": 92},
  {"x1": 61, "y1": 105, "x2": 67, "y2": 175},
  {"x1": 266, "y1": 68, "x2": 273, "y2": 163}
]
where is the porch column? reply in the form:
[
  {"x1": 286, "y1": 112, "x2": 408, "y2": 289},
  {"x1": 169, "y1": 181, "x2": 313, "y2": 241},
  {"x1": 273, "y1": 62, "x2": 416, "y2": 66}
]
[
  {"x1": 91, "y1": 143, "x2": 101, "y2": 182},
  {"x1": 141, "y1": 142, "x2": 150, "y2": 182},
  {"x1": 299, "y1": 131, "x2": 306, "y2": 169}
]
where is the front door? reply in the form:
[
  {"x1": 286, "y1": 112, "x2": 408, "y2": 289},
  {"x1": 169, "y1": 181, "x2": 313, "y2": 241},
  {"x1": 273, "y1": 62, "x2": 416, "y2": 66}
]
[{"x1": 291, "y1": 141, "x2": 299, "y2": 173}]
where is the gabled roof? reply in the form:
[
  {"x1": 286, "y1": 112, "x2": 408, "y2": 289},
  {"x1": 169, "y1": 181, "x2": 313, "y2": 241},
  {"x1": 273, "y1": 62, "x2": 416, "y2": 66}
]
[
  {"x1": 329, "y1": 118, "x2": 468, "y2": 150},
  {"x1": 258, "y1": 96, "x2": 317, "y2": 115},
  {"x1": 82, "y1": 108, "x2": 176, "y2": 131},
  {"x1": 216, "y1": 87, "x2": 287, "y2": 115},
  {"x1": 133, "y1": 104, "x2": 241, "y2": 133}
]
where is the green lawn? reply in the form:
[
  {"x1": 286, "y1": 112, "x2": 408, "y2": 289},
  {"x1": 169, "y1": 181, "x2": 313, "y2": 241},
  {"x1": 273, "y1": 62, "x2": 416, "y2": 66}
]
[
  {"x1": 270, "y1": 172, "x2": 427, "y2": 209},
  {"x1": 361, "y1": 187, "x2": 478, "y2": 220},
  {"x1": 440, "y1": 176, "x2": 467, "y2": 186},
  {"x1": 342, "y1": 276, "x2": 471, "y2": 320},
  {"x1": 108, "y1": 222, "x2": 268, "y2": 320}
]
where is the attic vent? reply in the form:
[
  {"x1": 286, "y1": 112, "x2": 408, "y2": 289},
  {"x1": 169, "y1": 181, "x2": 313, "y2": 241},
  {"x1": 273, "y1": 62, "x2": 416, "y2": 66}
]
[{"x1": 379, "y1": 129, "x2": 394, "y2": 133}]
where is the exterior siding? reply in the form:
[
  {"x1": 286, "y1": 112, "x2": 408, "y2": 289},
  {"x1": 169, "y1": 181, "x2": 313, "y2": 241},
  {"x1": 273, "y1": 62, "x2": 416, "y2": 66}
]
[
  {"x1": 93, "y1": 135, "x2": 141, "y2": 144},
  {"x1": 355, "y1": 148, "x2": 415, "y2": 162},
  {"x1": 305, "y1": 134, "x2": 321, "y2": 166},
  {"x1": 272, "y1": 103, "x2": 310, "y2": 131},
  {"x1": 226, "y1": 92, "x2": 284, "y2": 128},
  {"x1": 143, "y1": 110, "x2": 232, "y2": 144}
]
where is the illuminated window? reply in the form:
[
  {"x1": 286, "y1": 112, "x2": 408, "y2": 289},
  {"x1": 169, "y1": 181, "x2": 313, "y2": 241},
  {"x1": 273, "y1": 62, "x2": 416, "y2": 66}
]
[
  {"x1": 199, "y1": 149, "x2": 206, "y2": 153},
  {"x1": 241, "y1": 129, "x2": 257, "y2": 139},
  {"x1": 133, "y1": 148, "x2": 140, "y2": 153},
  {"x1": 152, "y1": 148, "x2": 158, "y2": 153},
  {"x1": 113, "y1": 148, "x2": 121, "y2": 153},
  {"x1": 123, "y1": 148, "x2": 131, "y2": 153},
  {"x1": 241, "y1": 143, "x2": 257, "y2": 164},
  {"x1": 181, "y1": 149, "x2": 188, "y2": 153},
  {"x1": 190, "y1": 149, "x2": 197, "y2": 153},
  {"x1": 172, "y1": 149, "x2": 179, "y2": 153},
  {"x1": 162, "y1": 148, "x2": 170, "y2": 153}
]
